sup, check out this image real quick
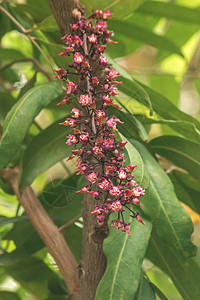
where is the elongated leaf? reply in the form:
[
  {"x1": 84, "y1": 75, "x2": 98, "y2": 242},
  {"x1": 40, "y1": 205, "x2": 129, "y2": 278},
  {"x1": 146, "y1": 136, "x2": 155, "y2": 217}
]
[
  {"x1": 136, "y1": 116, "x2": 200, "y2": 144},
  {"x1": 95, "y1": 209, "x2": 152, "y2": 300},
  {"x1": 19, "y1": 117, "x2": 71, "y2": 189},
  {"x1": 130, "y1": 140, "x2": 196, "y2": 257},
  {"x1": 169, "y1": 170, "x2": 200, "y2": 214},
  {"x1": 0, "y1": 291, "x2": 20, "y2": 300},
  {"x1": 109, "y1": 20, "x2": 183, "y2": 57},
  {"x1": 5, "y1": 257, "x2": 66, "y2": 299},
  {"x1": 147, "y1": 230, "x2": 200, "y2": 300},
  {"x1": 137, "y1": 1, "x2": 200, "y2": 25},
  {"x1": 0, "y1": 48, "x2": 25, "y2": 62},
  {"x1": 118, "y1": 78, "x2": 200, "y2": 143},
  {"x1": 0, "y1": 82, "x2": 62, "y2": 170},
  {"x1": 150, "y1": 136, "x2": 200, "y2": 180},
  {"x1": 134, "y1": 276, "x2": 156, "y2": 300},
  {"x1": 83, "y1": 0, "x2": 145, "y2": 19}
]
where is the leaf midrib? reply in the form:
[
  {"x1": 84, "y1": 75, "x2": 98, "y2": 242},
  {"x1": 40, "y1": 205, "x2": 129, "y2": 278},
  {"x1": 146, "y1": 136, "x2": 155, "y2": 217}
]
[
  {"x1": 150, "y1": 180, "x2": 184, "y2": 253},
  {"x1": 151, "y1": 236, "x2": 191, "y2": 300}
]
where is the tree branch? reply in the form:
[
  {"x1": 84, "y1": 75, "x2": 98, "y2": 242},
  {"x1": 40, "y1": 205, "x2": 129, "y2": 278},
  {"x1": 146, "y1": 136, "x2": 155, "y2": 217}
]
[{"x1": 1, "y1": 167, "x2": 79, "y2": 295}]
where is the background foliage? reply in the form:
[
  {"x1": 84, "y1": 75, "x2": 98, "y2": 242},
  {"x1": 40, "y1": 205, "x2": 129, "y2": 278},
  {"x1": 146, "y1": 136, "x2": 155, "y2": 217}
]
[{"x1": 0, "y1": 0, "x2": 200, "y2": 299}]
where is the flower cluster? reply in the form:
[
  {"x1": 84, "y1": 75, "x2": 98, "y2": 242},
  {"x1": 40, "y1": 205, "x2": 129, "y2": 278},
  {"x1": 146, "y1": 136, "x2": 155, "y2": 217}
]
[{"x1": 55, "y1": 9, "x2": 145, "y2": 236}]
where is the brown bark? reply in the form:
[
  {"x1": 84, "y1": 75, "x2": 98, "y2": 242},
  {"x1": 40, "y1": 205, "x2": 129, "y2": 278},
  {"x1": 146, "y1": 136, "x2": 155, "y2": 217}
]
[
  {"x1": 1, "y1": 167, "x2": 79, "y2": 295},
  {"x1": 48, "y1": 1, "x2": 108, "y2": 299},
  {"x1": 48, "y1": 0, "x2": 76, "y2": 35}
]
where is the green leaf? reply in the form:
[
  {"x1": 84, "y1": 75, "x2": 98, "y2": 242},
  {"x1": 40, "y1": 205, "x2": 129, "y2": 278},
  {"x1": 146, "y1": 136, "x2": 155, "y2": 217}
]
[
  {"x1": 118, "y1": 78, "x2": 200, "y2": 143},
  {"x1": 5, "y1": 257, "x2": 66, "y2": 299},
  {"x1": 136, "y1": 116, "x2": 200, "y2": 144},
  {"x1": 95, "y1": 209, "x2": 152, "y2": 300},
  {"x1": 0, "y1": 86, "x2": 15, "y2": 126},
  {"x1": 169, "y1": 170, "x2": 200, "y2": 214},
  {"x1": 83, "y1": 0, "x2": 145, "y2": 19},
  {"x1": 130, "y1": 140, "x2": 196, "y2": 257},
  {"x1": 149, "y1": 282, "x2": 168, "y2": 300},
  {"x1": 0, "y1": 82, "x2": 62, "y2": 170},
  {"x1": 147, "y1": 230, "x2": 200, "y2": 300},
  {"x1": 0, "y1": 291, "x2": 20, "y2": 300},
  {"x1": 36, "y1": 15, "x2": 58, "y2": 32},
  {"x1": 134, "y1": 276, "x2": 156, "y2": 300},
  {"x1": 0, "y1": 48, "x2": 25, "y2": 62},
  {"x1": 108, "y1": 20, "x2": 183, "y2": 57},
  {"x1": 19, "y1": 117, "x2": 72, "y2": 189},
  {"x1": 137, "y1": 1, "x2": 200, "y2": 25},
  {"x1": 118, "y1": 77, "x2": 153, "y2": 116},
  {"x1": 150, "y1": 136, "x2": 200, "y2": 180}
]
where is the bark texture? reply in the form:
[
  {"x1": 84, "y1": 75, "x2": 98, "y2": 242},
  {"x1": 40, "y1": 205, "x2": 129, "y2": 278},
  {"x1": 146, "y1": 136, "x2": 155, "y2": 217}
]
[{"x1": 48, "y1": 1, "x2": 108, "y2": 299}]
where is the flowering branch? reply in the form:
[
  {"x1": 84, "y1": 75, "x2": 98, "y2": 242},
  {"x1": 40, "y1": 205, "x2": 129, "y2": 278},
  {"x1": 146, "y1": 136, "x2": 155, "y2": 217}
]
[{"x1": 55, "y1": 9, "x2": 146, "y2": 236}]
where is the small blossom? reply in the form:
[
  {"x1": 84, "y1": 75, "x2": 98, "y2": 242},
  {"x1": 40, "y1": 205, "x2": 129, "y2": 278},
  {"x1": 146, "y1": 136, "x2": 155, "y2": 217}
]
[
  {"x1": 110, "y1": 185, "x2": 121, "y2": 196},
  {"x1": 118, "y1": 169, "x2": 127, "y2": 180},
  {"x1": 136, "y1": 215, "x2": 145, "y2": 225},
  {"x1": 99, "y1": 56, "x2": 108, "y2": 65},
  {"x1": 126, "y1": 164, "x2": 137, "y2": 173},
  {"x1": 66, "y1": 81, "x2": 77, "y2": 94},
  {"x1": 71, "y1": 108, "x2": 80, "y2": 118},
  {"x1": 66, "y1": 134, "x2": 78, "y2": 145},
  {"x1": 87, "y1": 171, "x2": 98, "y2": 184},
  {"x1": 74, "y1": 52, "x2": 84, "y2": 64},
  {"x1": 80, "y1": 132, "x2": 89, "y2": 142},
  {"x1": 98, "y1": 178, "x2": 110, "y2": 190},
  {"x1": 78, "y1": 94, "x2": 90, "y2": 106},
  {"x1": 92, "y1": 77, "x2": 99, "y2": 85},
  {"x1": 88, "y1": 34, "x2": 97, "y2": 43},
  {"x1": 111, "y1": 201, "x2": 122, "y2": 212}
]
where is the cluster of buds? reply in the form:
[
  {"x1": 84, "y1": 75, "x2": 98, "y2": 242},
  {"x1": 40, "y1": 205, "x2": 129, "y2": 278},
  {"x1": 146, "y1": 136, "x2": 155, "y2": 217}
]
[{"x1": 54, "y1": 9, "x2": 145, "y2": 236}]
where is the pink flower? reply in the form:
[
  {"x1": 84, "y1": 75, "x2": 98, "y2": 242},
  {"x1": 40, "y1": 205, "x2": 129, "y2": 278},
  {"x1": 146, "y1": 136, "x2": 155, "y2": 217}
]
[
  {"x1": 118, "y1": 169, "x2": 127, "y2": 180},
  {"x1": 66, "y1": 81, "x2": 77, "y2": 94},
  {"x1": 96, "y1": 110, "x2": 105, "y2": 119},
  {"x1": 107, "y1": 69, "x2": 120, "y2": 80},
  {"x1": 136, "y1": 215, "x2": 145, "y2": 225},
  {"x1": 66, "y1": 135, "x2": 78, "y2": 145},
  {"x1": 76, "y1": 187, "x2": 89, "y2": 193},
  {"x1": 106, "y1": 39, "x2": 118, "y2": 44},
  {"x1": 92, "y1": 77, "x2": 99, "y2": 85},
  {"x1": 88, "y1": 34, "x2": 97, "y2": 43},
  {"x1": 93, "y1": 146, "x2": 105, "y2": 157},
  {"x1": 132, "y1": 198, "x2": 143, "y2": 207},
  {"x1": 59, "y1": 118, "x2": 77, "y2": 127},
  {"x1": 91, "y1": 206, "x2": 102, "y2": 214},
  {"x1": 74, "y1": 52, "x2": 84, "y2": 64},
  {"x1": 78, "y1": 94, "x2": 90, "y2": 106},
  {"x1": 103, "y1": 138, "x2": 114, "y2": 148},
  {"x1": 109, "y1": 85, "x2": 119, "y2": 96},
  {"x1": 87, "y1": 171, "x2": 98, "y2": 184},
  {"x1": 103, "y1": 10, "x2": 113, "y2": 19},
  {"x1": 126, "y1": 164, "x2": 137, "y2": 173},
  {"x1": 80, "y1": 132, "x2": 89, "y2": 142},
  {"x1": 97, "y1": 45, "x2": 106, "y2": 53},
  {"x1": 98, "y1": 178, "x2": 110, "y2": 190},
  {"x1": 111, "y1": 201, "x2": 122, "y2": 212},
  {"x1": 71, "y1": 108, "x2": 80, "y2": 119},
  {"x1": 110, "y1": 186, "x2": 121, "y2": 196},
  {"x1": 132, "y1": 187, "x2": 145, "y2": 197},
  {"x1": 99, "y1": 56, "x2": 108, "y2": 65},
  {"x1": 74, "y1": 36, "x2": 83, "y2": 47}
]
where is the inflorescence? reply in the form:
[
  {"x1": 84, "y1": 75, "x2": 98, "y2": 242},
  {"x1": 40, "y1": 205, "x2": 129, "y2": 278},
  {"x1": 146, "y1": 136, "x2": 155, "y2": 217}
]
[{"x1": 54, "y1": 9, "x2": 145, "y2": 236}]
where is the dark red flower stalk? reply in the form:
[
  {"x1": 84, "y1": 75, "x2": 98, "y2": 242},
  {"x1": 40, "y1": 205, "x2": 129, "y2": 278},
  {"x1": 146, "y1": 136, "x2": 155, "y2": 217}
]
[{"x1": 54, "y1": 9, "x2": 145, "y2": 236}]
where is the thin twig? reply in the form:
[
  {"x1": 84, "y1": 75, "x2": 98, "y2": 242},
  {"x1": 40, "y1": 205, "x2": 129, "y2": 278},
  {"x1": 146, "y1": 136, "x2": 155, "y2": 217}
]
[{"x1": 0, "y1": 57, "x2": 52, "y2": 81}]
